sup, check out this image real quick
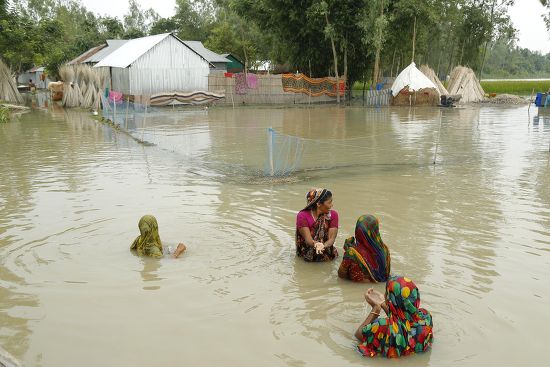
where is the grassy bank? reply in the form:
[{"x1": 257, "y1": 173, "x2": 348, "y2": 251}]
[{"x1": 480, "y1": 80, "x2": 550, "y2": 95}]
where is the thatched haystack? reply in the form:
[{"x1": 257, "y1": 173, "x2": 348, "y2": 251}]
[
  {"x1": 447, "y1": 66, "x2": 485, "y2": 103},
  {"x1": 0, "y1": 59, "x2": 24, "y2": 104},
  {"x1": 391, "y1": 62, "x2": 440, "y2": 106},
  {"x1": 420, "y1": 64, "x2": 448, "y2": 96}
]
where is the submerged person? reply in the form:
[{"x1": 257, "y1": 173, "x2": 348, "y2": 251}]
[
  {"x1": 130, "y1": 215, "x2": 186, "y2": 258},
  {"x1": 296, "y1": 188, "x2": 338, "y2": 262},
  {"x1": 355, "y1": 275, "x2": 433, "y2": 358},
  {"x1": 338, "y1": 214, "x2": 391, "y2": 282}
]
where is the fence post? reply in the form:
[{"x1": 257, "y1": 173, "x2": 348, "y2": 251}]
[{"x1": 267, "y1": 127, "x2": 275, "y2": 176}]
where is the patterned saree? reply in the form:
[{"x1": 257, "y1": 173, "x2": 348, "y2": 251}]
[{"x1": 358, "y1": 276, "x2": 434, "y2": 358}]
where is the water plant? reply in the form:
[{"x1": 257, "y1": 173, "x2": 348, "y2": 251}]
[{"x1": 0, "y1": 106, "x2": 10, "y2": 123}]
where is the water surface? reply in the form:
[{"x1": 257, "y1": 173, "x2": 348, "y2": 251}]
[{"x1": 1, "y1": 102, "x2": 549, "y2": 366}]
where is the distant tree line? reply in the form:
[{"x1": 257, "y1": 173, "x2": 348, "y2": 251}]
[{"x1": 1, "y1": 0, "x2": 549, "y2": 84}]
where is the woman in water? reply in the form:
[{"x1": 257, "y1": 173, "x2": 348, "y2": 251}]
[
  {"x1": 338, "y1": 214, "x2": 390, "y2": 282},
  {"x1": 295, "y1": 188, "x2": 338, "y2": 262},
  {"x1": 355, "y1": 275, "x2": 433, "y2": 358},
  {"x1": 131, "y1": 215, "x2": 186, "y2": 258}
]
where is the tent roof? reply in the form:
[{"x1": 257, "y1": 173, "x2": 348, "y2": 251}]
[
  {"x1": 182, "y1": 41, "x2": 230, "y2": 63},
  {"x1": 391, "y1": 62, "x2": 438, "y2": 97}
]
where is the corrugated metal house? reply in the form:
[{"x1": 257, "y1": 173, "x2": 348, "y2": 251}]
[
  {"x1": 183, "y1": 41, "x2": 230, "y2": 71},
  {"x1": 221, "y1": 53, "x2": 244, "y2": 73},
  {"x1": 17, "y1": 66, "x2": 52, "y2": 88},
  {"x1": 68, "y1": 40, "x2": 129, "y2": 65},
  {"x1": 94, "y1": 33, "x2": 212, "y2": 95}
]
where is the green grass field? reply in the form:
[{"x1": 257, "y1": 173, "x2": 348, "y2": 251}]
[{"x1": 480, "y1": 80, "x2": 550, "y2": 95}]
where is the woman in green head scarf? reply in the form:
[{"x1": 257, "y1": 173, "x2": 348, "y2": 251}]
[{"x1": 131, "y1": 215, "x2": 186, "y2": 258}]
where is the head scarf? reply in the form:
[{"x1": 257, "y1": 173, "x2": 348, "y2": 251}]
[
  {"x1": 304, "y1": 188, "x2": 329, "y2": 210},
  {"x1": 343, "y1": 215, "x2": 390, "y2": 282},
  {"x1": 130, "y1": 215, "x2": 163, "y2": 258},
  {"x1": 358, "y1": 275, "x2": 433, "y2": 358}
]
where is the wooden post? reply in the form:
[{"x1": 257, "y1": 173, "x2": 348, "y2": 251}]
[
  {"x1": 267, "y1": 127, "x2": 275, "y2": 176},
  {"x1": 528, "y1": 88, "x2": 535, "y2": 113},
  {"x1": 125, "y1": 96, "x2": 129, "y2": 129},
  {"x1": 433, "y1": 110, "x2": 443, "y2": 165}
]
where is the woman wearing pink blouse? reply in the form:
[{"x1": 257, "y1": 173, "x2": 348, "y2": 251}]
[{"x1": 295, "y1": 188, "x2": 339, "y2": 262}]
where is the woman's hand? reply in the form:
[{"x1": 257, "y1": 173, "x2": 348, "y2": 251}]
[
  {"x1": 314, "y1": 242, "x2": 325, "y2": 254},
  {"x1": 364, "y1": 288, "x2": 385, "y2": 307}
]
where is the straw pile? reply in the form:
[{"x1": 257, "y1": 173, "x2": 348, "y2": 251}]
[
  {"x1": 60, "y1": 65, "x2": 79, "y2": 107},
  {"x1": 420, "y1": 64, "x2": 448, "y2": 96},
  {"x1": 59, "y1": 63, "x2": 105, "y2": 109},
  {"x1": 0, "y1": 59, "x2": 23, "y2": 104},
  {"x1": 392, "y1": 87, "x2": 439, "y2": 106},
  {"x1": 447, "y1": 66, "x2": 485, "y2": 103}
]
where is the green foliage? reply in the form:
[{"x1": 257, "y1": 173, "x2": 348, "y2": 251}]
[
  {"x1": 0, "y1": 0, "x2": 544, "y2": 87},
  {"x1": 484, "y1": 38, "x2": 550, "y2": 78}
]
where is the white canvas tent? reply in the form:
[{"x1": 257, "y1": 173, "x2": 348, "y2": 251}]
[{"x1": 391, "y1": 62, "x2": 439, "y2": 97}]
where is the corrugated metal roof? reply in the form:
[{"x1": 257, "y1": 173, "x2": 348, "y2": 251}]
[
  {"x1": 95, "y1": 33, "x2": 171, "y2": 68},
  {"x1": 67, "y1": 44, "x2": 106, "y2": 65},
  {"x1": 84, "y1": 40, "x2": 128, "y2": 63},
  {"x1": 183, "y1": 41, "x2": 230, "y2": 63}
]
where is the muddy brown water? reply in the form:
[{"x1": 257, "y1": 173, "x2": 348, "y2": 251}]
[{"x1": 1, "y1": 102, "x2": 549, "y2": 366}]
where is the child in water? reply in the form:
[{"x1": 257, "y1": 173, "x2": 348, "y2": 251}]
[{"x1": 130, "y1": 215, "x2": 186, "y2": 258}]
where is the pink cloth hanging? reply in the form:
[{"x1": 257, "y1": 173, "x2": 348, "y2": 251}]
[
  {"x1": 109, "y1": 90, "x2": 123, "y2": 103},
  {"x1": 246, "y1": 73, "x2": 258, "y2": 89}
]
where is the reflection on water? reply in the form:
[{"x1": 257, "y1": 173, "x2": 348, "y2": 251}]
[{"x1": 0, "y1": 104, "x2": 549, "y2": 366}]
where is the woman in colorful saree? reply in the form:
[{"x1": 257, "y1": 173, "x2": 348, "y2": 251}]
[
  {"x1": 130, "y1": 215, "x2": 186, "y2": 258},
  {"x1": 354, "y1": 276, "x2": 434, "y2": 358},
  {"x1": 295, "y1": 188, "x2": 339, "y2": 262},
  {"x1": 338, "y1": 214, "x2": 391, "y2": 282}
]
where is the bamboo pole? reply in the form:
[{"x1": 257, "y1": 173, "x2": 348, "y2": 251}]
[
  {"x1": 528, "y1": 88, "x2": 535, "y2": 113},
  {"x1": 433, "y1": 110, "x2": 443, "y2": 165}
]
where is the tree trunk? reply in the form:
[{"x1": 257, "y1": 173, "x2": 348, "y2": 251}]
[
  {"x1": 325, "y1": 13, "x2": 340, "y2": 104},
  {"x1": 373, "y1": 0, "x2": 384, "y2": 84},
  {"x1": 479, "y1": 0, "x2": 497, "y2": 79},
  {"x1": 343, "y1": 39, "x2": 348, "y2": 104},
  {"x1": 411, "y1": 16, "x2": 417, "y2": 63},
  {"x1": 390, "y1": 48, "x2": 396, "y2": 78}
]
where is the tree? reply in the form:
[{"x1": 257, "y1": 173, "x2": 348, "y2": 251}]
[
  {"x1": 123, "y1": 0, "x2": 159, "y2": 38},
  {"x1": 98, "y1": 16, "x2": 125, "y2": 39},
  {"x1": 542, "y1": 0, "x2": 550, "y2": 32}
]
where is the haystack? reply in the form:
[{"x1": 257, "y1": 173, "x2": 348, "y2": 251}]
[
  {"x1": 447, "y1": 66, "x2": 485, "y2": 103},
  {"x1": 60, "y1": 65, "x2": 79, "y2": 107},
  {"x1": 0, "y1": 59, "x2": 23, "y2": 104},
  {"x1": 420, "y1": 64, "x2": 448, "y2": 96},
  {"x1": 391, "y1": 62, "x2": 440, "y2": 106}
]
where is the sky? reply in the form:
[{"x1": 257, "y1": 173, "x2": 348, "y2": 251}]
[{"x1": 81, "y1": 0, "x2": 550, "y2": 54}]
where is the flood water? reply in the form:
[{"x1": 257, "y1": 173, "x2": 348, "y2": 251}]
[{"x1": 1, "y1": 101, "x2": 549, "y2": 366}]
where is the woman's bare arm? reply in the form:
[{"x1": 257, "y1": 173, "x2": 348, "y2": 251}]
[
  {"x1": 324, "y1": 227, "x2": 338, "y2": 248},
  {"x1": 298, "y1": 227, "x2": 316, "y2": 247},
  {"x1": 355, "y1": 305, "x2": 382, "y2": 341}
]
